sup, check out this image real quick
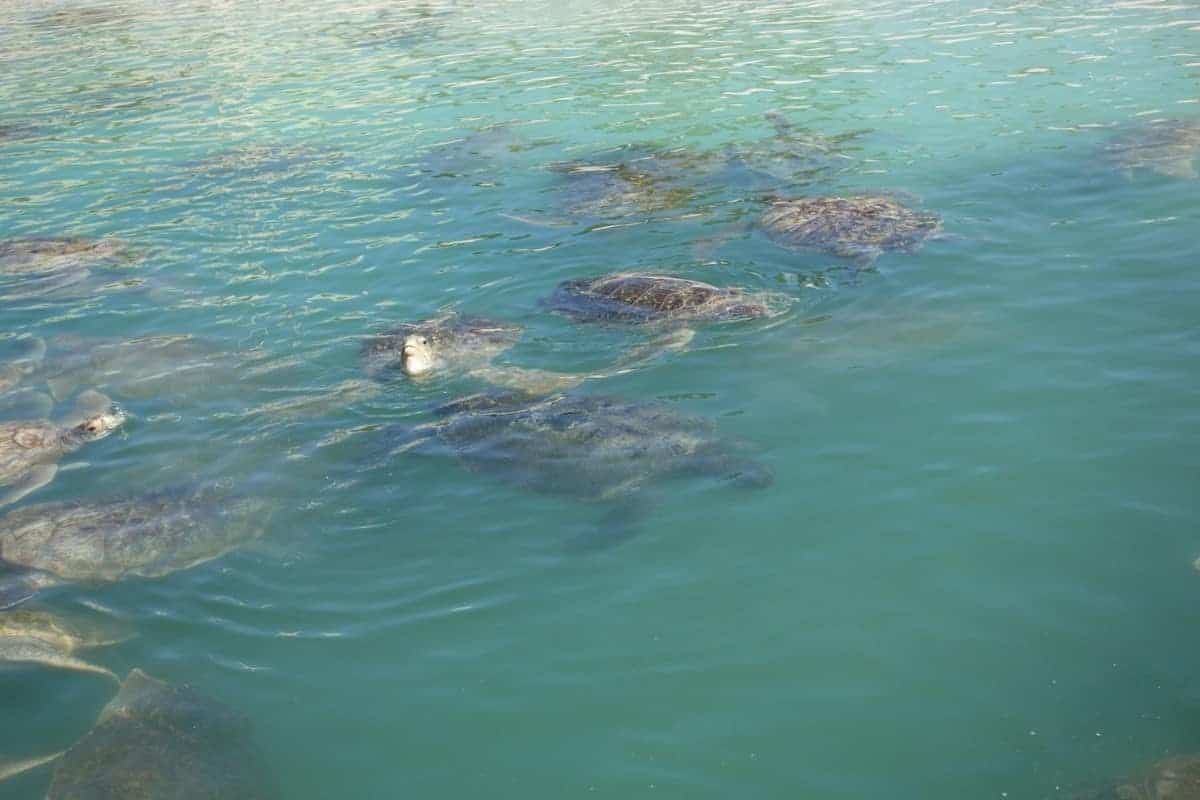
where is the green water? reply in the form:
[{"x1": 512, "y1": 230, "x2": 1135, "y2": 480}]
[{"x1": 1, "y1": 0, "x2": 1198, "y2": 797}]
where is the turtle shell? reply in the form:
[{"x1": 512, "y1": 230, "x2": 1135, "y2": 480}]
[
  {"x1": 547, "y1": 273, "x2": 774, "y2": 324},
  {"x1": 47, "y1": 669, "x2": 273, "y2": 799},
  {"x1": 403, "y1": 393, "x2": 772, "y2": 501},
  {"x1": 760, "y1": 196, "x2": 941, "y2": 259},
  {"x1": 0, "y1": 420, "x2": 60, "y2": 483},
  {"x1": 0, "y1": 488, "x2": 271, "y2": 582}
]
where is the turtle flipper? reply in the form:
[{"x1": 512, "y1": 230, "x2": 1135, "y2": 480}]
[
  {"x1": 0, "y1": 463, "x2": 58, "y2": 508},
  {"x1": 608, "y1": 328, "x2": 696, "y2": 375},
  {"x1": 0, "y1": 751, "x2": 64, "y2": 783},
  {"x1": 565, "y1": 495, "x2": 656, "y2": 553},
  {"x1": 0, "y1": 571, "x2": 58, "y2": 610},
  {"x1": 2, "y1": 636, "x2": 119, "y2": 683}
]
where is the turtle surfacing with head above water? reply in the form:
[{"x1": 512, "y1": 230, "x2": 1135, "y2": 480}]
[
  {"x1": 0, "y1": 484, "x2": 272, "y2": 609},
  {"x1": 0, "y1": 668, "x2": 274, "y2": 798},
  {"x1": 757, "y1": 195, "x2": 942, "y2": 266},
  {"x1": 0, "y1": 389, "x2": 125, "y2": 508},
  {"x1": 378, "y1": 392, "x2": 773, "y2": 548},
  {"x1": 362, "y1": 312, "x2": 594, "y2": 396}
]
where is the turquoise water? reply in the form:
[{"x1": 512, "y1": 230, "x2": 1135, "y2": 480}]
[{"x1": 1, "y1": 0, "x2": 1199, "y2": 797}]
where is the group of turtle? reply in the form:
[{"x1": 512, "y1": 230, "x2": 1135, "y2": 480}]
[{"x1": 1, "y1": 107, "x2": 1199, "y2": 795}]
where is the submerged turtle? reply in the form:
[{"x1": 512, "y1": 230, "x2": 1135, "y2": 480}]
[
  {"x1": 0, "y1": 390, "x2": 125, "y2": 508},
  {"x1": 0, "y1": 237, "x2": 140, "y2": 300},
  {"x1": 1104, "y1": 117, "x2": 1200, "y2": 180},
  {"x1": 757, "y1": 195, "x2": 942, "y2": 266},
  {"x1": 0, "y1": 607, "x2": 127, "y2": 682},
  {"x1": 0, "y1": 124, "x2": 41, "y2": 143},
  {"x1": 0, "y1": 484, "x2": 273, "y2": 609},
  {"x1": 29, "y1": 5, "x2": 133, "y2": 30},
  {"x1": 1072, "y1": 754, "x2": 1200, "y2": 800},
  {"x1": 509, "y1": 146, "x2": 715, "y2": 228},
  {"x1": 0, "y1": 336, "x2": 47, "y2": 396},
  {"x1": 362, "y1": 312, "x2": 594, "y2": 396},
  {"x1": 35, "y1": 334, "x2": 237, "y2": 403},
  {"x1": 377, "y1": 392, "x2": 773, "y2": 547},
  {"x1": 0, "y1": 238, "x2": 135, "y2": 277},
  {"x1": 0, "y1": 669, "x2": 274, "y2": 798},
  {"x1": 187, "y1": 145, "x2": 340, "y2": 181},
  {"x1": 341, "y1": 3, "x2": 448, "y2": 49},
  {"x1": 718, "y1": 111, "x2": 869, "y2": 191}
]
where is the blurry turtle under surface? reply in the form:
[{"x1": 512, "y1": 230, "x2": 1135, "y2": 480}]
[
  {"x1": 0, "y1": 336, "x2": 47, "y2": 396},
  {"x1": 511, "y1": 146, "x2": 718, "y2": 227},
  {"x1": 0, "y1": 238, "x2": 141, "y2": 301},
  {"x1": 0, "y1": 669, "x2": 274, "y2": 798},
  {"x1": 0, "y1": 607, "x2": 126, "y2": 682},
  {"x1": 377, "y1": 392, "x2": 772, "y2": 547},
  {"x1": 758, "y1": 195, "x2": 942, "y2": 265},
  {"x1": 0, "y1": 484, "x2": 273, "y2": 608},
  {"x1": 1071, "y1": 754, "x2": 1200, "y2": 800},
  {"x1": 1104, "y1": 117, "x2": 1200, "y2": 180},
  {"x1": 34, "y1": 334, "x2": 239, "y2": 403},
  {"x1": 0, "y1": 389, "x2": 125, "y2": 508},
  {"x1": 718, "y1": 111, "x2": 869, "y2": 190},
  {"x1": 362, "y1": 312, "x2": 592, "y2": 396}
]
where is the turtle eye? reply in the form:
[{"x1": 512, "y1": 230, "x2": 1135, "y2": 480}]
[{"x1": 419, "y1": 337, "x2": 428, "y2": 345}]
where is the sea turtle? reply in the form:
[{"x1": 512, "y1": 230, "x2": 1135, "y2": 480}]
[
  {"x1": 0, "y1": 124, "x2": 41, "y2": 143},
  {"x1": 0, "y1": 668, "x2": 275, "y2": 798},
  {"x1": 186, "y1": 145, "x2": 341, "y2": 182},
  {"x1": 1104, "y1": 117, "x2": 1200, "y2": 180},
  {"x1": 0, "y1": 237, "x2": 140, "y2": 300},
  {"x1": 545, "y1": 273, "x2": 789, "y2": 367},
  {"x1": 0, "y1": 238, "x2": 136, "y2": 278},
  {"x1": 0, "y1": 484, "x2": 273, "y2": 609},
  {"x1": 551, "y1": 157, "x2": 697, "y2": 220},
  {"x1": 29, "y1": 5, "x2": 133, "y2": 31},
  {"x1": 547, "y1": 273, "x2": 784, "y2": 325},
  {"x1": 507, "y1": 145, "x2": 715, "y2": 228},
  {"x1": 362, "y1": 312, "x2": 596, "y2": 396},
  {"x1": 377, "y1": 392, "x2": 773, "y2": 547},
  {"x1": 1072, "y1": 754, "x2": 1200, "y2": 800},
  {"x1": 0, "y1": 336, "x2": 47, "y2": 396},
  {"x1": 0, "y1": 607, "x2": 127, "y2": 682},
  {"x1": 342, "y1": 3, "x2": 448, "y2": 49},
  {"x1": 756, "y1": 194, "x2": 943, "y2": 266},
  {"x1": 0, "y1": 390, "x2": 126, "y2": 508},
  {"x1": 34, "y1": 334, "x2": 237, "y2": 403},
  {"x1": 717, "y1": 111, "x2": 869, "y2": 191}
]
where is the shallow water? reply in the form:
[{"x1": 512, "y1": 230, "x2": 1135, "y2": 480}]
[{"x1": 1, "y1": 0, "x2": 1199, "y2": 797}]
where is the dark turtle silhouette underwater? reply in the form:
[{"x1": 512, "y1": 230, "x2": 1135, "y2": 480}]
[
  {"x1": 376, "y1": 392, "x2": 772, "y2": 548},
  {"x1": 0, "y1": 668, "x2": 274, "y2": 798}
]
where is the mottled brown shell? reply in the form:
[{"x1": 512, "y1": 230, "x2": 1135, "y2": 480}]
[
  {"x1": 760, "y1": 195, "x2": 941, "y2": 259},
  {"x1": 548, "y1": 273, "x2": 777, "y2": 324}
]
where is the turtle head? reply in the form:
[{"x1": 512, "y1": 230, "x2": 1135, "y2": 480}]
[
  {"x1": 69, "y1": 406, "x2": 126, "y2": 443},
  {"x1": 400, "y1": 334, "x2": 437, "y2": 377}
]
